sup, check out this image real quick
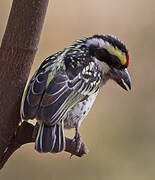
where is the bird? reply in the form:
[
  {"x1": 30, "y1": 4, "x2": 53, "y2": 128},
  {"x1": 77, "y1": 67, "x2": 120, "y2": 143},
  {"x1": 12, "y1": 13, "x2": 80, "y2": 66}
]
[{"x1": 20, "y1": 34, "x2": 131, "y2": 154}]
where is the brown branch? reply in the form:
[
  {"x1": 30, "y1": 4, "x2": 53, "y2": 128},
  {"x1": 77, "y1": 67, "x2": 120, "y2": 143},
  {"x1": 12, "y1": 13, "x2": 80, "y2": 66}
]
[
  {"x1": 0, "y1": 122, "x2": 34, "y2": 169},
  {"x1": 0, "y1": 122, "x2": 88, "y2": 169},
  {"x1": 0, "y1": 0, "x2": 49, "y2": 168}
]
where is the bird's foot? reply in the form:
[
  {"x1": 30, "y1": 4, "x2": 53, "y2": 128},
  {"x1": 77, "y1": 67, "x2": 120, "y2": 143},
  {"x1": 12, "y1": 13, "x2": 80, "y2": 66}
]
[
  {"x1": 70, "y1": 129, "x2": 82, "y2": 158},
  {"x1": 73, "y1": 132, "x2": 82, "y2": 153}
]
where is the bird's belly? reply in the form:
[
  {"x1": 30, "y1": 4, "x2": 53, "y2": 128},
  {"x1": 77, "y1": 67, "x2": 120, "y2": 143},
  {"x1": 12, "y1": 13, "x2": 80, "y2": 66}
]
[{"x1": 64, "y1": 91, "x2": 99, "y2": 129}]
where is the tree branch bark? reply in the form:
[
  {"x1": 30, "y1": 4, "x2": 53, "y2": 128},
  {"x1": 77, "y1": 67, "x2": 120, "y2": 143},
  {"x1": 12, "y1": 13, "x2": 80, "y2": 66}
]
[
  {"x1": 0, "y1": 0, "x2": 88, "y2": 169},
  {"x1": 0, "y1": 0, "x2": 49, "y2": 167}
]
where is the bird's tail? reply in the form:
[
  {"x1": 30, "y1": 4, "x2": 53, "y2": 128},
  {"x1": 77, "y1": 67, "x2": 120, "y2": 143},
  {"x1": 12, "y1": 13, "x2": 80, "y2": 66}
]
[{"x1": 35, "y1": 121, "x2": 65, "y2": 153}]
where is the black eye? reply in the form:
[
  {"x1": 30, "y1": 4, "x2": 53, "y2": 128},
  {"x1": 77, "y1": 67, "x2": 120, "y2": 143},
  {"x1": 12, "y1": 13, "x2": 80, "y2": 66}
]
[
  {"x1": 92, "y1": 48, "x2": 126, "y2": 70},
  {"x1": 109, "y1": 55, "x2": 122, "y2": 69},
  {"x1": 94, "y1": 48, "x2": 122, "y2": 69}
]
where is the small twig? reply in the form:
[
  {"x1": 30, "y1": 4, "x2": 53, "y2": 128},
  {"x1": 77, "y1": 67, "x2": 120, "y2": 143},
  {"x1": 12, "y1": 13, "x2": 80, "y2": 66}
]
[{"x1": 0, "y1": 121, "x2": 88, "y2": 169}]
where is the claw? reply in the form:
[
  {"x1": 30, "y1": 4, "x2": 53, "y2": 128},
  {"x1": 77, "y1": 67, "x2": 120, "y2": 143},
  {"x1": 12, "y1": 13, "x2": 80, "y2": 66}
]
[
  {"x1": 75, "y1": 136, "x2": 82, "y2": 153},
  {"x1": 70, "y1": 154, "x2": 74, "y2": 159}
]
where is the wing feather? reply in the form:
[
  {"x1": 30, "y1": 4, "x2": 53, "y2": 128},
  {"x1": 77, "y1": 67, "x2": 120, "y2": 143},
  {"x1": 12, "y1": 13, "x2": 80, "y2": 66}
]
[
  {"x1": 20, "y1": 65, "x2": 51, "y2": 120},
  {"x1": 37, "y1": 66, "x2": 100, "y2": 126},
  {"x1": 21, "y1": 56, "x2": 101, "y2": 125}
]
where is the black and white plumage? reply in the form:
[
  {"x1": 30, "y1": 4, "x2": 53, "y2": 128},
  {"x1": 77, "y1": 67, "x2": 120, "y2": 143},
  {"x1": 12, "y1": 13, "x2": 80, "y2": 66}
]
[{"x1": 20, "y1": 34, "x2": 131, "y2": 153}]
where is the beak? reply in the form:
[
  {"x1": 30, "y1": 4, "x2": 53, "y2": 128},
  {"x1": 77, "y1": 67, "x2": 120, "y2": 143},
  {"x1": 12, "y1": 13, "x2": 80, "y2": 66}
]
[{"x1": 111, "y1": 68, "x2": 131, "y2": 91}]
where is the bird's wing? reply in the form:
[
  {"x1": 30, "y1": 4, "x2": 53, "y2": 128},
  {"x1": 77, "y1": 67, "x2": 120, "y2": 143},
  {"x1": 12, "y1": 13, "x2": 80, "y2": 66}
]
[
  {"x1": 37, "y1": 64, "x2": 101, "y2": 126},
  {"x1": 20, "y1": 55, "x2": 57, "y2": 120}
]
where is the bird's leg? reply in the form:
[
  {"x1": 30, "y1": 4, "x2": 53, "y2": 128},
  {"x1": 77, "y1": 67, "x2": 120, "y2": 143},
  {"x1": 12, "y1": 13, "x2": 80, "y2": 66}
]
[
  {"x1": 74, "y1": 127, "x2": 82, "y2": 153},
  {"x1": 70, "y1": 127, "x2": 82, "y2": 157}
]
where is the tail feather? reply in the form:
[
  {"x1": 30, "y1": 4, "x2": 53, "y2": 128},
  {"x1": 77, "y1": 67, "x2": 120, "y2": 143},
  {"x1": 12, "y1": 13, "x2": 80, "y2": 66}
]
[
  {"x1": 35, "y1": 121, "x2": 65, "y2": 153},
  {"x1": 52, "y1": 122, "x2": 65, "y2": 153}
]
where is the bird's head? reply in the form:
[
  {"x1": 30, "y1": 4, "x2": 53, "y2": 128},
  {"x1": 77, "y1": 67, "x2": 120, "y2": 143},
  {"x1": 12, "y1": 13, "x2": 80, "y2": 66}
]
[{"x1": 86, "y1": 34, "x2": 131, "y2": 90}]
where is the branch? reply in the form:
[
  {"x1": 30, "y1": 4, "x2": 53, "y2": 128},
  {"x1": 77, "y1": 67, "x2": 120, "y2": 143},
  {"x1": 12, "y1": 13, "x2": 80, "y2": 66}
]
[
  {"x1": 0, "y1": 122, "x2": 88, "y2": 169},
  {"x1": 0, "y1": 0, "x2": 49, "y2": 167}
]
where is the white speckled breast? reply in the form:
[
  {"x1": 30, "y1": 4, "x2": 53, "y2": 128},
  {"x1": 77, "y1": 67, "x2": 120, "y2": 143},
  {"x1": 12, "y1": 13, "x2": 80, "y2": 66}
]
[{"x1": 64, "y1": 91, "x2": 99, "y2": 129}]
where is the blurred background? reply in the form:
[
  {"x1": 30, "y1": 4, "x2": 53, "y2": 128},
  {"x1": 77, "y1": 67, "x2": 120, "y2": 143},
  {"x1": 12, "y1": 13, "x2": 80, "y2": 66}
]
[{"x1": 0, "y1": 0, "x2": 155, "y2": 179}]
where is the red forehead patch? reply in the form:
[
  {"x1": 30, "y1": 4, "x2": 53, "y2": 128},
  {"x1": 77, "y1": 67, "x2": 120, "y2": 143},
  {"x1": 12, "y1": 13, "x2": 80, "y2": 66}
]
[{"x1": 126, "y1": 52, "x2": 129, "y2": 67}]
